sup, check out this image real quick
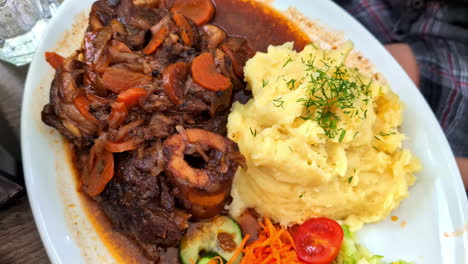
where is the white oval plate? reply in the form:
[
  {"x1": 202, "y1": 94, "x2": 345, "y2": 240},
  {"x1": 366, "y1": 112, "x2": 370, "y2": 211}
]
[{"x1": 21, "y1": 0, "x2": 468, "y2": 263}]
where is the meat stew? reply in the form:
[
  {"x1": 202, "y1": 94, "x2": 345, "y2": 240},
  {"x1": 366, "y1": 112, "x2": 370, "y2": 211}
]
[{"x1": 41, "y1": 0, "x2": 309, "y2": 262}]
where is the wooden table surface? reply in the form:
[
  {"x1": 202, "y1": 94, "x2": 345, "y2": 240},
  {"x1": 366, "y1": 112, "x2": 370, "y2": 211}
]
[
  {"x1": 0, "y1": 195, "x2": 50, "y2": 264},
  {"x1": 0, "y1": 55, "x2": 49, "y2": 264}
]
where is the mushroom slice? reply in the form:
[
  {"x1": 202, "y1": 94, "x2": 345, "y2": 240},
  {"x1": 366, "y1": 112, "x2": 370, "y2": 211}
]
[{"x1": 202, "y1": 24, "x2": 227, "y2": 49}]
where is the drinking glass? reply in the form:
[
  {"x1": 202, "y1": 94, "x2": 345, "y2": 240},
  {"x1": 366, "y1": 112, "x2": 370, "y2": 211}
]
[{"x1": 0, "y1": 0, "x2": 61, "y2": 66}]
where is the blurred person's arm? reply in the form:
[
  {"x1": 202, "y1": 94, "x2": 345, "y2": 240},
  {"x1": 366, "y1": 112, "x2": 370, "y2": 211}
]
[{"x1": 385, "y1": 43, "x2": 419, "y2": 86}]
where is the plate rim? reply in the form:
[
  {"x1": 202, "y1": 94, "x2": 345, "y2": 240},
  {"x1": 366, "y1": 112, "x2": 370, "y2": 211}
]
[{"x1": 21, "y1": 0, "x2": 468, "y2": 263}]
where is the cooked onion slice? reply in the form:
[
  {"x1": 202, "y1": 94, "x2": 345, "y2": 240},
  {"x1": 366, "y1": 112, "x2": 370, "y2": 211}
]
[{"x1": 163, "y1": 62, "x2": 190, "y2": 105}]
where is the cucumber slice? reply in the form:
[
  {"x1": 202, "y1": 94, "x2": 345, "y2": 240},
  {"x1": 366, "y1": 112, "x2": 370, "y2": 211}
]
[
  {"x1": 179, "y1": 216, "x2": 243, "y2": 264},
  {"x1": 196, "y1": 253, "x2": 223, "y2": 264}
]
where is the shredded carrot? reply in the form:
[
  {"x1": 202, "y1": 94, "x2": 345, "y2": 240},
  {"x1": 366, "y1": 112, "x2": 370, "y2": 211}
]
[
  {"x1": 226, "y1": 234, "x2": 250, "y2": 264},
  {"x1": 187, "y1": 218, "x2": 300, "y2": 264},
  {"x1": 239, "y1": 218, "x2": 306, "y2": 264},
  {"x1": 207, "y1": 256, "x2": 225, "y2": 264}
]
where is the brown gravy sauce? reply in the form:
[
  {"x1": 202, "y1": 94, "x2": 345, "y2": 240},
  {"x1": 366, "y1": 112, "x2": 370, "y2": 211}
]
[
  {"x1": 166, "y1": 0, "x2": 310, "y2": 52},
  {"x1": 74, "y1": 0, "x2": 310, "y2": 262},
  {"x1": 212, "y1": 0, "x2": 309, "y2": 52}
]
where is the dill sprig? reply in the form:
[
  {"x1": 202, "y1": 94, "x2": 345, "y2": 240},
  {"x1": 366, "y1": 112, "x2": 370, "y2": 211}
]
[
  {"x1": 296, "y1": 55, "x2": 372, "y2": 139},
  {"x1": 379, "y1": 131, "x2": 396, "y2": 136},
  {"x1": 309, "y1": 43, "x2": 318, "y2": 49},
  {"x1": 282, "y1": 57, "x2": 293, "y2": 68},
  {"x1": 273, "y1": 97, "x2": 285, "y2": 108},
  {"x1": 286, "y1": 78, "x2": 296, "y2": 90},
  {"x1": 353, "y1": 131, "x2": 359, "y2": 139},
  {"x1": 249, "y1": 127, "x2": 257, "y2": 137},
  {"x1": 339, "y1": 129, "x2": 346, "y2": 142}
]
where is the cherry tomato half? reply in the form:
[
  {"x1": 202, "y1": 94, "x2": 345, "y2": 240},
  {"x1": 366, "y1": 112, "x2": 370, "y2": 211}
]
[{"x1": 293, "y1": 217, "x2": 344, "y2": 264}]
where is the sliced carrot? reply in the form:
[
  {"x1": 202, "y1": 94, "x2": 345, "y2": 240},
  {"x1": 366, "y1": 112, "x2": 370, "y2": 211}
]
[
  {"x1": 104, "y1": 139, "x2": 138, "y2": 153},
  {"x1": 143, "y1": 27, "x2": 168, "y2": 55},
  {"x1": 191, "y1": 52, "x2": 231, "y2": 92},
  {"x1": 73, "y1": 95, "x2": 99, "y2": 125},
  {"x1": 116, "y1": 87, "x2": 148, "y2": 107},
  {"x1": 108, "y1": 102, "x2": 128, "y2": 128},
  {"x1": 82, "y1": 147, "x2": 114, "y2": 196},
  {"x1": 163, "y1": 62, "x2": 190, "y2": 105},
  {"x1": 45, "y1": 52, "x2": 64, "y2": 69},
  {"x1": 101, "y1": 67, "x2": 152, "y2": 93},
  {"x1": 171, "y1": 0, "x2": 214, "y2": 25},
  {"x1": 173, "y1": 12, "x2": 194, "y2": 46}
]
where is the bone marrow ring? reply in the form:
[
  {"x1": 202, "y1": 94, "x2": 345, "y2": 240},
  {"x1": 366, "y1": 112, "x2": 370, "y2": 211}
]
[{"x1": 163, "y1": 128, "x2": 246, "y2": 219}]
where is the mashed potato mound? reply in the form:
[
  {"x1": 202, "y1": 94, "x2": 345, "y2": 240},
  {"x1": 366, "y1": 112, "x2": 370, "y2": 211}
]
[{"x1": 227, "y1": 42, "x2": 421, "y2": 229}]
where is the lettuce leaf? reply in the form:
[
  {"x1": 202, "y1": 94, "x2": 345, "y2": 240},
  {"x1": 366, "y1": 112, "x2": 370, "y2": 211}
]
[{"x1": 333, "y1": 226, "x2": 413, "y2": 264}]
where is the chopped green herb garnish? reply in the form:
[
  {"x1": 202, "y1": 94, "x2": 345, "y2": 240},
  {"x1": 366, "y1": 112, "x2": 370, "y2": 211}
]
[
  {"x1": 286, "y1": 78, "x2": 296, "y2": 90},
  {"x1": 289, "y1": 146, "x2": 293, "y2": 151},
  {"x1": 303, "y1": 55, "x2": 316, "y2": 72},
  {"x1": 372, "y1": 145, "x2": 380, "y2": 151},
  {"x1": 299, "y1": 193, "x2": 304, "y2": 198},
  {"x1": 273, "y1": 97, "x2": 285, "y2": 108},
  {"x1": 282, "y1": 57, "x2": 293, "y2": 68},
  {"x1": 296, "y1": 60, "x2": 373, "y2": 139},
  {"x1": 347, "y1": 176, "x2": 353, "y2": 184},
  {"x1": 320, "y1": 59, "x2": 330, "y2": 68},
  {"x1": 363, "y1": 79, "x2": 372, "y2": 96},
  {"x1": 249, "y1": 127, "x2": 257, "y2": 137},
  {"x1": 373, "y1": 136, "x2": 381, "y2": 141},
  {"x1": 262, "y1": 79, "x2": 269, "y2": 88},
  {"x1": 379, "y1": 131, "x2": 396, "y2": 136},
  {"x1": 339, "y1": 129, "x2": 346, "y2": 142}
]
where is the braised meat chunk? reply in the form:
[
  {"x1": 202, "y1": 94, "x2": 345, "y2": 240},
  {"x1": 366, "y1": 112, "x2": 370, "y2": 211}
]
[
  {"x1": 41, "y1": 0, "x2": 255, "y2": 261},
  {"x1": 99, "y1": 143, "x2": 189, "y2": 248}
]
